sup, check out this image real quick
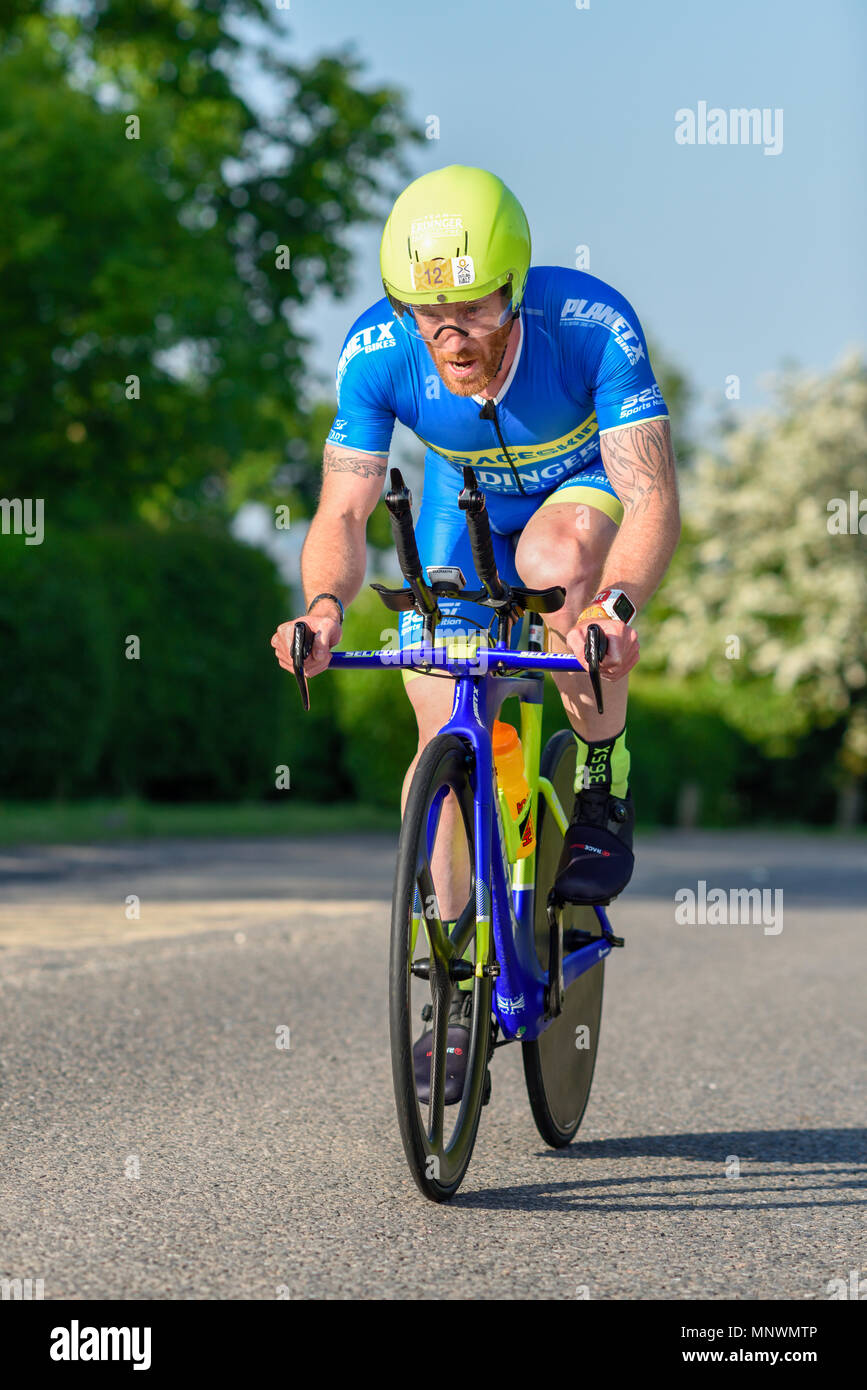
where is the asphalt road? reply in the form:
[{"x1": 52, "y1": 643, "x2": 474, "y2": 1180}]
[{"x1": 0, "y1": 831, "x2": 864, "y2": 1300}]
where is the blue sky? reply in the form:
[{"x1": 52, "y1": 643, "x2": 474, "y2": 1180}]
[{"x1": 271, "y1": 0, "x2": 865, "y2": 437}]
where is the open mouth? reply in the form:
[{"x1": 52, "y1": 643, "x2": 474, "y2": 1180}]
[{"x1": 445, "y1": 358, "x2": 479, "y2": 377}]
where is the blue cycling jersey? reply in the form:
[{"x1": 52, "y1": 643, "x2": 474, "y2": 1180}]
[{"x1": 327, "y1": 265, "x2": 668, "y2": 496}]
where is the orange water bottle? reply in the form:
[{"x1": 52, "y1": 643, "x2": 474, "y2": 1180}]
[{"x1": 492, "y1": 720, "x2": 536, "y2": 859}]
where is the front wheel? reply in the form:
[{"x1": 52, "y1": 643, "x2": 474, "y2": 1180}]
[
  {"x1": 521, "y1": 729, "x2": 605, "y2": 1147},
  {"x1": 389, "y1": 734, "x2": 494, "y2": 1201}
]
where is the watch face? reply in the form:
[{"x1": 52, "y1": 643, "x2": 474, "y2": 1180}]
[{"x1": 613, "y1": 592, "x2": 634, "y2": 622}]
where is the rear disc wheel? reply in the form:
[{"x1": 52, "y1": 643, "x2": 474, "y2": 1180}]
[{"x1": 521, "y1": 729, "x2": 605, "y2": 1147}]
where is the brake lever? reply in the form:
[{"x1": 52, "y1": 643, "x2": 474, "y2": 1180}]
[
  {"x1": 584, "y1": 622, "x2": 609, "y2": 716},
  {"x1": 292, "y1": 621, "x2": 315, "y2": 712}
]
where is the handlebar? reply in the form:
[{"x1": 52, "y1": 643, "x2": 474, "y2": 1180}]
[
  {"x1": 291, "y1": 619, "x2": 609, "y2": 715},
  {"x1": 384, "y1": 469, "x2": 438, "y2": 621},
  {"x1": 458, "y1": 467, "x2": 506, "y2": 602},
  {"x1": 290, "y1": 465, "x2": 611, "y2": 714},
  {"x1": 384, "y1": 469, "x2": 423, "y2": 584}
]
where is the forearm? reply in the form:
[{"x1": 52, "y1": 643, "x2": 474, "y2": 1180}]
[
  {"x1": 598, "y1": 418, "x2": 681, "y2": 612},
  {"x1": 299, "y1": 444, "x2": 387, "y2": 615},
  {"x1": 301, "y1": 507, "x2": 368, "y2": 611},
  {"x1": 598, "y1": 497, "x2": 680, "y2": 611}
]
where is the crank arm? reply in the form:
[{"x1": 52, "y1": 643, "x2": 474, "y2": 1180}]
[{"x1": 545, "y1": 896, "x2": 565, "y2": 1020}]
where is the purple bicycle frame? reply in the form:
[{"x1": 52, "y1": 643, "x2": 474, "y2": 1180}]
[{"x1": 329, "y1": 645, "x2": 615, "y2": 1042}]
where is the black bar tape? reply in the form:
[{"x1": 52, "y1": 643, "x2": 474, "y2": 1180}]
[
  {"x1": 390, "y1": 507, "x2": 424, "y2": 583},
  {"x1": 466, "y1": 510, "x2": 504, "y2": 598},
  {"x1": 385, "y1": 468, "x2": 424, "y2": 583}
]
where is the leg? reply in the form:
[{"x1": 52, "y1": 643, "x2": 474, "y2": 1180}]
[
  {"x1": 402, "y1": 672, "x2": 471, "y2": 923},
  {"x1": 514, "y1": 501, "x2": 627, "y2": 742},
  {"x1": 399, "y1": 466, "x2": 530, "y2": 923},
  {"x1": 515, "y1": 494, "x2": 635, "y2": 904}
]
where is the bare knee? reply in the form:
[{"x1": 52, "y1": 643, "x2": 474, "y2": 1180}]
[
  {"x1": 401, "y1": 675, "x2": 455, "y2": 810},
  {"x1": 406, "y1": 675, "x2": 455, "y2": 758},
  {"x1": 515, "y1": 529, "x2": 599, "y2": 618}
]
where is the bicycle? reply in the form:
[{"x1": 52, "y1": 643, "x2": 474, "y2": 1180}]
[{"x1": 292, "y1": 466, "x2": 624, "y2": 1202}]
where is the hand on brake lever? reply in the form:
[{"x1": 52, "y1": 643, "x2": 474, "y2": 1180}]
[
  {"x1": 271, "y1": 614, "x2": 342, "y2": 695},
  {"x1": 565, "y1": 613, "x2": 640, "y2": 684},
  {"x1": 584, "y1": 624, "x2": 607, "y2": 715}
]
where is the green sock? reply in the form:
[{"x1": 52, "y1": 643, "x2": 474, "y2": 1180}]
[{"x1": 573, "y1": 727, "x2": 630, "y2": 798}]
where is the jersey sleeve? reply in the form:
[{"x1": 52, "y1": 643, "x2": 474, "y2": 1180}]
[
  {"x1": 558, "y1": 278, "x2": 669, "y2": 434},
  {"x1": 326, "y1": 312, "x2": 398, "y2": 456}
]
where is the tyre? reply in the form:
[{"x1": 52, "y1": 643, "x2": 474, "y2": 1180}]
[
  {"x1": 521, "y1": 729, "x2": 605, "y2": 1147},
  {"x1": 389, "y1": 734, "x2": 494, "y2": 1201}
]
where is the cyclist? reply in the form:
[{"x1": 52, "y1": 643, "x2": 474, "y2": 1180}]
[{"x1": 272, "y1": 166, "x2": 680, "y2": 1101}]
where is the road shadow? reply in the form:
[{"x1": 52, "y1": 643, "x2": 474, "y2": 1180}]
[{"x1": 460, "y1": 1128, "x2": 867, "y2": 1211}]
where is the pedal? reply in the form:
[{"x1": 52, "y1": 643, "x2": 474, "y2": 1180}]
[
  {"x1": 562, "y1": 927, "x2": 596, "y2": 952},
  {"x1": 562, "y1": 927, "x2": 625, "y2": 951}
]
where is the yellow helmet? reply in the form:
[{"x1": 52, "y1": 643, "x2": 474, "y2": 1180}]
[{"x1": 380, "y1": 165, "x2": 531, "y2": 335}]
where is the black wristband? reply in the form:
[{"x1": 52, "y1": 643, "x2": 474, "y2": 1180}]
[{"x1": 307, "y1": 592, "x2": 344, "y2": 624}]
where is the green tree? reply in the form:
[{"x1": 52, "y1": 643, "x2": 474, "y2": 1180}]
[
  {"x1": 0, "y1": 3, "x2": 419, "y2": 524},
  {"x1": 644, "y1": 353, "x2": 867, "y2": 814}
]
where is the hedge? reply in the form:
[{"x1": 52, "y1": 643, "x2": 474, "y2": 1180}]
[
  {"x1": 320, "y1": 588, "x2": 850, "y2": 824},
  {"x1": 0, "y1": 524, "x2": 345, "y2": 802},
  {"x1": 0, "y1": 532, "x2": 852, "y2": 822},
  {"x1": 0, "y1": 533, "x2": 111, "y2": 796}
]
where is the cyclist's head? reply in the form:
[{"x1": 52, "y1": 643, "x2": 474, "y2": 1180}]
[{"x1": 380, "y1": 165, "x2": 531, "y2": 344}]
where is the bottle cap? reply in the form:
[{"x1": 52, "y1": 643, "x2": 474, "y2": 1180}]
[{"x1": 492, "y1": 720, "x2": 519, "y2": 755}]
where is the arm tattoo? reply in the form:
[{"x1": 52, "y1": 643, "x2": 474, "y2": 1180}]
[
  {"x1": 599, "y1": 418, "x2": 676, "y2": 518},
  {"x1": 323, "y1": 445, "x2": 387, "y2": 479}
]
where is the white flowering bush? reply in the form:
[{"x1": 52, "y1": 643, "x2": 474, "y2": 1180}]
[{"x1": 645, "y1": 353, "x2": 867, "y2": 779}]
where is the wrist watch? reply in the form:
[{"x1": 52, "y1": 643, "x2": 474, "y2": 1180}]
[{"x1": 585, "y1": 588, "x2": 636, "y2": 626}]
